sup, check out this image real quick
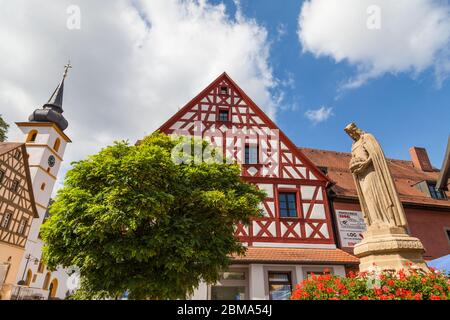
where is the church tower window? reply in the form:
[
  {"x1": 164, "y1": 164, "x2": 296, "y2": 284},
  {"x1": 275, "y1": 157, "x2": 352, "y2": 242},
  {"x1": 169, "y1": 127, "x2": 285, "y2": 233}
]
[
  {"x1": 53, "y1": 138, "x2": 61, "y2": 152},
  {"x1": 26, "y1": 130, "x2": 38, "y2": 142}
]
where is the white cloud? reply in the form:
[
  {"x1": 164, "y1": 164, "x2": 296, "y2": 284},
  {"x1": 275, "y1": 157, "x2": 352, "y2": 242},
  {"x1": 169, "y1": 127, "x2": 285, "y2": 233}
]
[
  {"x1": 0, "y1": 0, "x2": 279, "y2": 193},
  {"x1": 304, "y1": 106, "x2": 333, "y2": 124},
  {"x1": 298, "y1": 0, "x2": 450, "y2": 89}
]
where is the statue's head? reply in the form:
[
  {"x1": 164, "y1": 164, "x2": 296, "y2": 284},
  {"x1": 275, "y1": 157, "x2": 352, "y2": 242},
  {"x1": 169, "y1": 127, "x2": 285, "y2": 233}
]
[{"x1": 344, "y1": 122, "x2": 364, "y2": 141}]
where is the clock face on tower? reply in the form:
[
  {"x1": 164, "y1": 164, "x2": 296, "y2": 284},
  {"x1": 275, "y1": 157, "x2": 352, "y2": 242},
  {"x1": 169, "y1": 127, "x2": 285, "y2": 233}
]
[{"x1": 48, "y1": 155, "x2": 56, "y2": 167}]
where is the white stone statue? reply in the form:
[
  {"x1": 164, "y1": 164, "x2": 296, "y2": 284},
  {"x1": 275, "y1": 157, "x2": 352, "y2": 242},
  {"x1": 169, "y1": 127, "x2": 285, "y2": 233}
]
[
  {"x1": 345, "y1": 123, "x2": 408, "y2": 230},
  {"x1": 344, "y1": 123, "x2": 428, "y2": 272}
]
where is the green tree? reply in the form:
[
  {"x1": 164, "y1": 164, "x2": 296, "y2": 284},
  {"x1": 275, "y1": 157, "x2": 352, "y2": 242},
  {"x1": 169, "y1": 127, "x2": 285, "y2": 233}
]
[
  {"x1": 0, "y1": 114, "x2": 9, "y2": 142},
  {"x1": 41, "y1": 132, "x2": 265, "y2": 299}
]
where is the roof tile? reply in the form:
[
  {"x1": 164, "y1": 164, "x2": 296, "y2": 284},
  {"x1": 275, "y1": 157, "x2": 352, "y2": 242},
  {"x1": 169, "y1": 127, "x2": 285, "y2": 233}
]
[
  {"x1": 300, "y1": 148, "x2": 450, "y2": 208},
  {"x1": 232, "y1": 247, "x2": 359, "y2": 265}
]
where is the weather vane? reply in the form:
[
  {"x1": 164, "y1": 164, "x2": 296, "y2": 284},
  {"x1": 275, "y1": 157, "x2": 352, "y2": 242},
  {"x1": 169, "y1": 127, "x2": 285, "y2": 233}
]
[{"x1": 63, "y1": 60, "x2": 73, "y2": 80}]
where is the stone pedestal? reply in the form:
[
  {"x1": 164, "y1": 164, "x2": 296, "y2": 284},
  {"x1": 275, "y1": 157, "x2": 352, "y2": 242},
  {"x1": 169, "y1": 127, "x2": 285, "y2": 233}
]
[{"x1": 354, "y1": 227, "x2": 429, "y2": 272}]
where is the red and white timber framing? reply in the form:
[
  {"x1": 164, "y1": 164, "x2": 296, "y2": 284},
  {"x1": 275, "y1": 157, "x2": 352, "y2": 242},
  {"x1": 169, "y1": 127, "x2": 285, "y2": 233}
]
[{"x1": 159, "y1": 72, "x2": 335, "y2": 248}]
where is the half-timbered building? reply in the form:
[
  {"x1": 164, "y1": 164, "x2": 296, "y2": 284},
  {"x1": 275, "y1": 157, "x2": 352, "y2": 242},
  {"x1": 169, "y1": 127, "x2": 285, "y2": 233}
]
[
  {"x1": 0, "y1": 142, "x2": 38, "y2": 300},
  {"x1": 158, "y1": 73, "x2": 358, "y2": 300}
]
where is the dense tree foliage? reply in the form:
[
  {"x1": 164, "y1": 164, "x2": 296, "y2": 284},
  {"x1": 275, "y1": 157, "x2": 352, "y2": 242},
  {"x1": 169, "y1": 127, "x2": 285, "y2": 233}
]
[
  {"x1": 41, "y1": 133, "x2": 265, "y2": 299},
  {"x1": 0, "y1": 114, "x2": 9, "y2": 142}
]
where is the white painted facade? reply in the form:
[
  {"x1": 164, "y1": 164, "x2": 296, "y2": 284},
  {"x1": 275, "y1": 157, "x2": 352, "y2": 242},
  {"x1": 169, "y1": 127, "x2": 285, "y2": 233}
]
[
  {"x1": 191, "y1": 264, "x2": 346, "y2": 300},
  {"x1": 15, "y1": 123, "x2": 70, "y2": 299}
]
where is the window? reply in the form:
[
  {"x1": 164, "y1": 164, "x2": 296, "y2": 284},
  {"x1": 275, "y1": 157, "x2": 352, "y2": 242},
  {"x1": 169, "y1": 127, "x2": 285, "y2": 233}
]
[
  {"x1": 53, "y1": 138, "x2": 61, "y2": 152},
  {"x1": 218, "y1": 109, "x2": 229, "y2": 122},
  {"x1": 26, "y1": 130, "x2": 38, "y2": 142},
  {"x1": 14, "y1": 150, "x2": 21, "y2": 159},
  {"x1": 0, "y1": 170, "x2": 4, "y2": 183},
  {"x1": 11, "y1": 179, "x2": 20, "y2": 193},
  {"x1": 446, "y1": 229, "x2": 450, "y2": 245},
  {"x1": 244, "y1": 144, "x2": 258, "y2": 164},
  {"x1": 305, "y1": 269, "x2": 331, "y2": 280},
  {"x1": 43, "y1": 272, "x2": 51, "y2": 290},
  {"x1": 211, "y1": 269, "x2": 247, "y2": 300},
  {"x1": 428, "y1": 182, "x2": 446, "y2": 200},
  {"x1": 1, "y1": 212, "x2": 12, "y2": 229},
  {"x1": 40, "y1": 183, "x2": 46, "y2": 191},
  {"x1": 25, "y1": 269, "x2": 33, "y2": 286},
  {"x1": 220, "y1": 86, "x2": 228, "y2": 95},
  {"x1": 268, "y1": 272, "x2": 292, "y2": 300},
  {"x1": 220, "y1": 271, "x2": 246, "y2": 281},
  {"x1": 318, "y1": 166, "x2": 328, "y2": 175},
  {"x1": 278, "y1": 192, "x2": 298, "y2": 218},
  {"x1": 37, "y1": 260, "x2": 45, "y2": 273},
  {"x1": 17, "y1": 218, "x2": 28, "y2": 235},
  {"x1": 211, "y1": 286, "x2": 245, "y2": 300}
]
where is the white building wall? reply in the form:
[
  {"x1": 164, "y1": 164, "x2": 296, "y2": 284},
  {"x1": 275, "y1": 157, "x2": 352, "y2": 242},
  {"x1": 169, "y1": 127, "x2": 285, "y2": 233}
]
[
  {"x1": 191, "y1": 264, "x2": 347, "y2": 300},
  {"x1": 249, "y1": 264, "x2": 265, "y2": 300}
]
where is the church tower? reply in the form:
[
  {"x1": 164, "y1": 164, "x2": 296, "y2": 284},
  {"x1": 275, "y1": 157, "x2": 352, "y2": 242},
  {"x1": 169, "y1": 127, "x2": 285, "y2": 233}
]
[{"x1": 15, "y1": 63, "x2": 72, "y2": 299}]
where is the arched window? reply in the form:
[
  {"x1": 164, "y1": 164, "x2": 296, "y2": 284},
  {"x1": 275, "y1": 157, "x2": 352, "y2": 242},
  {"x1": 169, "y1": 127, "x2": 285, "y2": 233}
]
[
  {"x1": 48, "y1": 278, "x2": 59, "y2": 299},
  {"x1": 37, "y1": 260, "x2": 45, "y2": 273},
  {"x1": 26, "y1": 130, "x2": 38, "y2": 143},
  {"x1": 43, "y1": 272, "x2": 51, "y2": 290},
  {"x1": 53, "y1": 138, "x2": 61, "y2": 152},
  {"x1": 25, "y1": 269, "x2": 33, "y2": 286}
]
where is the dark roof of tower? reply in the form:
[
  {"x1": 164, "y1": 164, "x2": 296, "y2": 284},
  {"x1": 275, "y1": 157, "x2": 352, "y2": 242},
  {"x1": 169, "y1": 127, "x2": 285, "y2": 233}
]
[{"x1": 28, "y1": 63, "x2": 71, "y2": 131}]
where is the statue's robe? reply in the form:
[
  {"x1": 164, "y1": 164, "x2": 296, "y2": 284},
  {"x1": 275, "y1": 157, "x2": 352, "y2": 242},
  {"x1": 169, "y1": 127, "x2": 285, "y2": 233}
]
[{"x1": 351, "y1": 133, "x2": 408, "y2": 229}]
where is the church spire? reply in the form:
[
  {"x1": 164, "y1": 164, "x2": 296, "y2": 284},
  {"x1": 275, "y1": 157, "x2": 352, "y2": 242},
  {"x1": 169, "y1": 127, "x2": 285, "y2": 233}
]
[
  {"x1": 45, "y1": 61, "x2": 72, "y2": 112},
  {"x1": 28, "y1": 62, "x2": 72, "y2": 131}
]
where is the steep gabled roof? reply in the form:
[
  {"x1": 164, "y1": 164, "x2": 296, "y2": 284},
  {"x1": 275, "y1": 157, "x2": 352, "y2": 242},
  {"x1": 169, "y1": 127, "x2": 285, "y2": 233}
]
[
  {"x1": 159, "y1": 72, "x2": 330, "y2": 183},
  {"x1": 0, "y1": 142, "x2": 23, "y2": 155},
  {"x1": 0, "y1": 142, "x2": 39, "y2": 218}
]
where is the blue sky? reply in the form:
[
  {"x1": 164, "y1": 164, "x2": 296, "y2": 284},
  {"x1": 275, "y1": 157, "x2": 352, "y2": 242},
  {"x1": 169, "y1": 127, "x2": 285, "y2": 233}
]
[
  {"x1": 212, "y1": 0, "x2": 450, "y2": 167},
  {"x1": 1, "y1": 0, "x2": 449, "y2": 191}
]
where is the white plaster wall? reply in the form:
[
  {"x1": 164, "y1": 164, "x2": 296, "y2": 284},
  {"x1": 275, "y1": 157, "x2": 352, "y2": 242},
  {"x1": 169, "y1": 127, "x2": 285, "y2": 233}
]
[
  {"x1": 191, "y1": 281, "x2": 208, "y2": 300},
  {"x1": 248, "y1": 264, "x2": 265, "y2": 300}
]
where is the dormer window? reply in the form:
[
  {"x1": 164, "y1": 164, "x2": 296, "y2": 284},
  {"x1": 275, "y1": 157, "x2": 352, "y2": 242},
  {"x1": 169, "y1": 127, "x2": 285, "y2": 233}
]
[
  {"x1": 218, "y1": 109, "x2": 229, "y2": 122},
  {"x1": 220, "y1": 86, "x2": 229, "y2": 95},
  {"x1": 427, "y1": 182, "x2": 446, "y2": 200},
  {"x1": 318, "y1": 166, "x2": 328, "y2": 175}
]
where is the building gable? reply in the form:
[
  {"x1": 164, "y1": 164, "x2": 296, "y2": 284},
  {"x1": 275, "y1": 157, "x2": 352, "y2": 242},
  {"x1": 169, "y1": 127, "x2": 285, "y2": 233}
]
[
  {"x1": 159, "y1": 72, "x2": 329, "y2": 183},
  {"x1": 158, "y1": 73, "x2": 334, "y2": 247},
  {"x1": 0, "y1": 143, "x2": 38, "y2": 247}
]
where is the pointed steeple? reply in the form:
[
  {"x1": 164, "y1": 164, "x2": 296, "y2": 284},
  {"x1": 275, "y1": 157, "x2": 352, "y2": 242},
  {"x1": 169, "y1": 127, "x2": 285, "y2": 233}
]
[{"x1": 28, "y1": 62, "x2": 72, "y2": 131}]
